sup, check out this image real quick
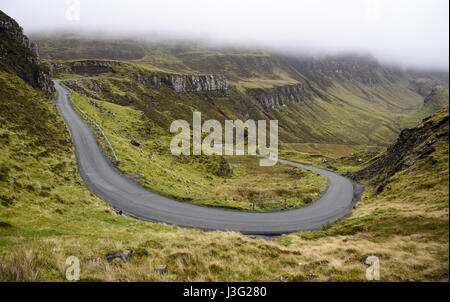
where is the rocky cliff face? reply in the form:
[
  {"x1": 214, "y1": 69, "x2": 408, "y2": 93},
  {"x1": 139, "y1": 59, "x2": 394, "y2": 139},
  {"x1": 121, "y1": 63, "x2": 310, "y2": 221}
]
[
  {"x1": 45, "y1": 61, "x2": 73, "y2": 76},
  {"x1": 0, "y1": 10, "x2": 54, "y2": 97},
  {"x1": 61, "y1": 60, "x2": 228, "y2": 94},
  {"x1": 47, "y1": 60, "x2": 122, "y2": 76},
  {"x1": 127, "y1": 70, "x2": 227, "y2": 94},
  {"x1": 287, "y1": 54, "x2": 388, "y2": 88},
  {"x1": 247, "y1": 84, "x2": 306, "y2": 109},
  {"x1": 64, "y1": 78, "x2": 105, "y2": 100},
  {"x1": 69, "y1": 60, "x2": 121, "y2": 75}
]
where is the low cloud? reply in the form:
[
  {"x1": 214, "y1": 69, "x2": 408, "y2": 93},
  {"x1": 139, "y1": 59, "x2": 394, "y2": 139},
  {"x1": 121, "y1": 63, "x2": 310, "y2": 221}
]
[{"x1": 1, "y1": 0, "x2": 448, "y2": 70}]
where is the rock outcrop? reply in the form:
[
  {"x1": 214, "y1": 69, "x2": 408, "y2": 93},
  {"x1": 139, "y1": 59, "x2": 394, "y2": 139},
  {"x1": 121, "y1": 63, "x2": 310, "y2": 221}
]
[
  {"x1": 0, "y1": 10, "x2": 55, "y2": 97},
  {"x1": 46, "y1": 62, "x2": 73, "y2": 76},
  {"x1": 64, "y1": 79, "x2": 104, "y2": 100},
  {"x1": 127, "y1": 71, "x2": 227, "y2": 94},
  {"x1": 69, "y1": 60, "x2": 121, "y2": 75},
  {"x1": 287, "y1": 54, "x2": 386, "y2": 88},
  {"x1": 106, "y1": 250, "x2": 133, "y2": 263},
  {"x1": 46, "y1": 60, "x2": 120, "y2": 76},
  {"x1": 64, "y1": 61, "x2": 228, "y2": 94},
  {"x1": 247, "y1": 84, "x2": 306, "y2": 109}
]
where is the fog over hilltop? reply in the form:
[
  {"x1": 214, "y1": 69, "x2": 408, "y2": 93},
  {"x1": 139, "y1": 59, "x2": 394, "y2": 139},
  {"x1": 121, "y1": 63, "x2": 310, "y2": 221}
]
[{"x1": 1, "y1": 0, "x2": 448, "y2": 70}]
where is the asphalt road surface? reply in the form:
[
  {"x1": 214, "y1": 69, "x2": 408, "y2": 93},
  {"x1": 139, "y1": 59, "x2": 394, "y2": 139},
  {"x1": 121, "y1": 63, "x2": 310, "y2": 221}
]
[{"x1": 54, "y1": 80, "x2": 359, "y2": 235}]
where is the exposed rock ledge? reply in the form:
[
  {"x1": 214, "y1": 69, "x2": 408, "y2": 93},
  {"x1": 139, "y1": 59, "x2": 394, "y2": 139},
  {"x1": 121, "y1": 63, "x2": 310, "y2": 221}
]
[
  {"x1": 69, "y1": 60, "x2": 121, "y2": 75},
  {"x1": 247, "y1": 84, "x2": 306, "y2": 109},
  {"x1": 126, "y1": 71, "x2": 227, "y2": 94},
  {"x1": 54, "y1": 59, "x2": 228, "y2": 94}
]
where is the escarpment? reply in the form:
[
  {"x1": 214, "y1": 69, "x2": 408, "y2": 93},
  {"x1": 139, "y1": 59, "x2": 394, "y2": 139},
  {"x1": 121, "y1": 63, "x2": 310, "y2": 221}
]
[
  {"x1": 47, "y1": 60, "x2": 121, "y2": 75},
  {"x1": 69, "y1": 60, "x2": 122, "y2": 75},
  {"x1": 126, "y1": 71, "x2": 227, "y2": 94},
  {"x1": 247, "y1": 84, "x2": 306, "y2": 109},
  {"x1": 57, "y1": 59, "x2": 228, "y2": 95},
  {"x1": 287, "y1": 54, "x2": 387, "y2": 88},
  {"x1": 63, "y1": 70, "x2": 228, "y2": 103}
]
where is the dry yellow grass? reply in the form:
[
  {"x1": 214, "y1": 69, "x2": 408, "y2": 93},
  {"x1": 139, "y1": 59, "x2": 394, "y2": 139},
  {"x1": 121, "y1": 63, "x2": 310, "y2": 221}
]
[{"x1": 1, "y1": 150, "x2": 447, "y2": 281}]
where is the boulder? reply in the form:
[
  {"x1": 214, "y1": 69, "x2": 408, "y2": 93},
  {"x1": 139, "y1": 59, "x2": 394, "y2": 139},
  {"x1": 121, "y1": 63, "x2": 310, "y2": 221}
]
[
  {"x1": 280, "y1": 274, "x2": 290, "y2": 282},
  {"x1": 130, "y1": 138, "x2": 140, "y2": 147},
  {"x1": 154, "y1": 265, "x2": 167, "y2": 275},
  {"x1": 106, "y1": 249, "x2": 133, "y2": 263},
  {"x1": 286, "y1": 168, "x2": 305, "y2": 177}
]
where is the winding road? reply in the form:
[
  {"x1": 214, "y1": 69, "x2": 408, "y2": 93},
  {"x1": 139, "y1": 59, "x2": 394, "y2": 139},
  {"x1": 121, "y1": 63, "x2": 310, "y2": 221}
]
[{"x1": 54, "y1": 80, "x2": 359, "y2": 235}]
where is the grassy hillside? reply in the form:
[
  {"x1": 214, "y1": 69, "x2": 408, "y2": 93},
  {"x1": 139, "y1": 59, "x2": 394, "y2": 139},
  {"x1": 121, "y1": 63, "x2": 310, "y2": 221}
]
[
  {"x1": 407, "y1": 85, "x2": 450, "y2": 124},
  {"x1": 1, "y1": 71, "x2": 448, "y2": 280},
  {"x1": 50, "y1": 57, "x2": 448, "y2": 148},
  {"x1": 32, "y1": 35, "x2": 449, "y2": 147}
]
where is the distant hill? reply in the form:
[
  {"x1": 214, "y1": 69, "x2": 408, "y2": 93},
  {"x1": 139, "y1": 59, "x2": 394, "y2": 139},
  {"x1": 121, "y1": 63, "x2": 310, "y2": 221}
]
[
  {"x1": 33, "y1": 58, "x2": 447, "y2": 146},
  {"x1": 30, "y1": 34, "x2": 449, "y2": 147}
]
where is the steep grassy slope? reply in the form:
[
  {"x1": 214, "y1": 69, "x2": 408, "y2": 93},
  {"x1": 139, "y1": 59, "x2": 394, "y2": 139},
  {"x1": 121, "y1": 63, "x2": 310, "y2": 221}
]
[
  {"x1": 407, "y1": 85, "x2": 450, "y2": 124},
  {"x1": 349, "y1": 106, "x2": 449, "y2": 186}
]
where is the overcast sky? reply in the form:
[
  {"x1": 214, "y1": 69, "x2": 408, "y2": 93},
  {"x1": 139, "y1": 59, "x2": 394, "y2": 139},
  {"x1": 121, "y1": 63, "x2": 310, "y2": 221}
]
[{"x1": 1, "y1": 0, "x2": 448, "y2": 70}]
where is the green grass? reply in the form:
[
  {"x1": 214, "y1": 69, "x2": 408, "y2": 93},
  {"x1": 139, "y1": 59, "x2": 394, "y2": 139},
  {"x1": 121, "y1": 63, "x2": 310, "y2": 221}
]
[
  {"x1": 279, "y1": 143, "x2": 383, "y2": 174},
  {"x1": 402, "y1": 85, "x2": 449, "y2": 125},
  {"x1": 0, "y1": 70, "x2": 448, "y2": 281},
  {"x1": 52, "y1": 73, "x2": 84, "y2": 80}
]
